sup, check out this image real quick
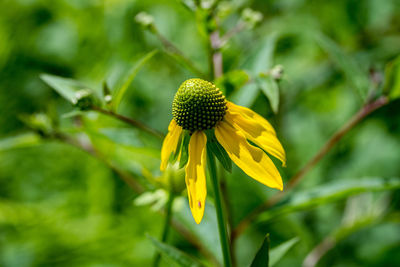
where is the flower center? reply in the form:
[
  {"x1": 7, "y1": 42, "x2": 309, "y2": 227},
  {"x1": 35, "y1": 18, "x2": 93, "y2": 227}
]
[{"x1": 172, "y1": 79, "x2": 227, "y2": 132}]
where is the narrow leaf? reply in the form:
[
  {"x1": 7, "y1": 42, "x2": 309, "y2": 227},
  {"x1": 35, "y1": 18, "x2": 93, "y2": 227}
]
[
  {"x1": 112, "y1": 50, "x2": 158, "y2": 111},
  {"x1": 207, "y1": 138, "x2": 232, "y2": 173},
  {"x1": 315, "y1": 33, "x2": 370, "y2": 100},
  {"x1": 258, "y1": 76, "x2": 280, "y2": 113},
  {"x1": 250, "y1": 234, "x2": 270, "y2": 267},
  {"x1": 147, "y1": 235, "x2": 204, "y2": 267},
  {"x1": 258, "y1": 177, "x2": 400, "y2": 222},
  {"x1": 269, "y1": 237, "x2": 299, "y2": 266},
  {"x1": 0, "y1": 133, "x2": 41, "y2": 151}
]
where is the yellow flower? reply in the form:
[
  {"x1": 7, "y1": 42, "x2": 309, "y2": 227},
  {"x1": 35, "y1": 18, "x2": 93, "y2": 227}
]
[{"x1": 161, "y1": 79, "x2": 285, "y2": 224}]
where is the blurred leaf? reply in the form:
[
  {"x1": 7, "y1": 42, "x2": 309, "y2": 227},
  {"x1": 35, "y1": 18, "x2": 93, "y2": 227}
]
[
  {"x1": 40, "y1": 74, "x2": 90, "y2": 105},
  {"x1": 19, "y1": 113, "x2": 53, "y2": 135},
  {"x1": 258, "y1": 177, "x2": 400, "y2": 222},
  {"x1": 250, "y1": 234, "x2": 270, "y2": 267},
  {"x1": 147, "y1": 235, "x2": 204, "y2": 267},
  {"x1": 258, "y1": 76, "x2": 280, "y2": 113},
  {"x1": 315, "y1": 33, "x2": 370, "y2": 101},
  {"x1": 383, "y1": 55, "x2": 400, "y2": 100},
  {"x1": 215, "y1": 69, "x2": 249, "y2": 96},
  {"x1": 175, "y1": 201, "x2": 221, "y2": 263},
  {"x1": 0, "y1": 133, "x2": 41, "y2": 151},
  {"x1": 269, "y1": 237, "x2": 299, "y2": 266},
  {"x1": 233, "y1": 34, "x2": 278, "y2": 106},
  {"x1": 111, "y1": 50, "x2": 158, "y2": 111}
]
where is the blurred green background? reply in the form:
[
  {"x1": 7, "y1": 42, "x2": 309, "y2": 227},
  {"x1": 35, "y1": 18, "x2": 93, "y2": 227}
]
[{"x1": 1, "y1": 0, "x2": 400, "y2": 266}]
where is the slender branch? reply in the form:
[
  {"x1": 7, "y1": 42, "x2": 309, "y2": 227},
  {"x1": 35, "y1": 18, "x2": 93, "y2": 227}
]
[
  {"x1": 92, "y1": 106, "x2": 164, "y2": 139},
  {"x1": 153, "y1": 29, "x2": 207, "y2": 78},
  {"x1": 209, "y1": 30, "x2": 223, "y2": 79},
  {"x1": 208, "y1": 147, "x2": 233, "y2": 267},
  {"x1": 218, "y1": 22, "x2": 246, "y2": 49},
  {"x1": 231, "y1": 96, "x2": 389, "y2": 240}
]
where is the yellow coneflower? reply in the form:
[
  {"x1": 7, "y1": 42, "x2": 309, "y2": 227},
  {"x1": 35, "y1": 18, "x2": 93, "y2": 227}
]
[{"x1": 161, "y1": 78, "x2": 285, "y2": 224}]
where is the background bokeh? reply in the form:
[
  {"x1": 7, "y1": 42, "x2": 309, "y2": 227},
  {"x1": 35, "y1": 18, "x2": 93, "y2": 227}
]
[{"x1": 1, "y1": 0, "x2": 400, "y2": 266}]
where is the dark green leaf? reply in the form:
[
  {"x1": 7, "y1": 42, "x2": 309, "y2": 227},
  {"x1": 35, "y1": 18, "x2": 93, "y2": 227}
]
[
  {"x1": 250, "y1": 234, "x2": 270, "y2": 267},
  {"x1": 179, "y1": 131, "x2": 191, "y2": 169},
  {"x1": 111, "y1": 50, "x2": 158, "y2": 111},
  {"x1": 383, "y1": 55, "x2": 400, "y2": 100},
  {"x1": 269, "y1": 237, "x2": 299, "y2": 266},
  {"x1": 147, "y1": 235, "x2": 204, "y2": 267},
  {"x1": 207, "y1": 138, "x2": 232, "y2": 173}
]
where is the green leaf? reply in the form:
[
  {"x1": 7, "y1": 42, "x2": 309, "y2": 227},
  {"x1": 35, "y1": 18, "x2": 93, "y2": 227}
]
[
  {"x1": 179, "y1": 131, "x2": 191, "y2": 169},
  {"x1": 250, "y1": 234, "x2": 270, "y2": 267},
  {"x1": 207, "y1": 138, "x2": 232, "y2": 173},
  {"x1": 0, "y1": 133, "x2": 41, "y2": 151},
  {"x1": 214, "y1": 69, "x2": 250, "y2": 96},
  {"x1": 383, "y1": 55, "x2": 400, "y2": 100},
  {"x1": 258, "y1": 76, "x2": 280, "y2": 113},
  {"x1": 314, "y1": 33, "x2": 370, "y2": 101},
  {"x1": 258, "y1": 177, "x2": 400, "y2": 222},
  {"x1": 269, "y1": 237, "x2": 299, "y2": 266},
  {"x1": 40, "y1": 74, "x2": 89, "y2": 105},
  {"x1": 147, "y1": 235, "x2": 204, "y2": 267},
  {"x1": 111, "y1": 50, "x2": 158, "y2": 111}
]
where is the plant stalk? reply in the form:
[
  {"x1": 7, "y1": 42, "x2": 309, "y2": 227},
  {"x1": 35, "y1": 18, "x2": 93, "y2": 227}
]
[{"x1": 207, "y1": 146, "x2": 233, "y2": 267}]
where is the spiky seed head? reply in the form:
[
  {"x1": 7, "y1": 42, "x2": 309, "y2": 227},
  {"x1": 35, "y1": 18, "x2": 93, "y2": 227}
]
[{"x1": 172, "y1": 79, "x2": 227, "y2": 132}]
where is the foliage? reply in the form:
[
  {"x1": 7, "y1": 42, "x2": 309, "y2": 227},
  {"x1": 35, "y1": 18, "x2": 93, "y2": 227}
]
[{"x1": 1, "y1": 0, "x2": 400, "y2": 266}]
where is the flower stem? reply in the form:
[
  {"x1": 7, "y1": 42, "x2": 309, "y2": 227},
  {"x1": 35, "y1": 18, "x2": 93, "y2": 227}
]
[
  {"x1": 152, "y1": 186, "x2": 175, "y2": 266},
  {"x1": 207, "y1": 146, "x2": 233, "y2": 267}
]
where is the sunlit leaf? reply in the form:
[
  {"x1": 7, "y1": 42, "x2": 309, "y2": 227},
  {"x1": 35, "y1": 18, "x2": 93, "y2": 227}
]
[
  {"x1": 258, "y1": 76, "x2": 280, "y2": 113},
  {"x1": 269, "y1": 237, "x2": 299, "y2": 266},
  {"x1": 383, "y1": 55, "x2": 400, "y2": 100},
  {"x1": 0, "y1": 133, "x2": 41, "y2": 151}
]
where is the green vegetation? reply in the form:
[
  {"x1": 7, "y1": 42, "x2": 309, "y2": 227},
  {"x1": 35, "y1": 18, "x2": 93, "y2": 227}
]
[{"x1": 1, "y1": 0, "x2": 400, "y2": 266}]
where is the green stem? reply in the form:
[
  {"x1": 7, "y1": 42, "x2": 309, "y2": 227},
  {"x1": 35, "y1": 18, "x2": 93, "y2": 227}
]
[
  {"x1": 153, "y1": 176, "x2": 175, "y2": 267},
  {"x1": 207, "y1": 146, "x2": 232, "y2": 267}
]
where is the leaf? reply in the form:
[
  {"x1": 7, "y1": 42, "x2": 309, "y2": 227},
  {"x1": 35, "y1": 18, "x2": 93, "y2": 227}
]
[
  {"x1": 233, "y1": 34, "x2": 279, "y2": 107},
  {"x1": 314, "y1": 33, "x2": 370, "y2": 101},
  {"x1": 179, "y1": 132, "x2": 190, "y2": 169},
  {"x1": 250, "y1": 234, "x2": 270, "y2": 267},
  {"x1": 383, "y1": 55, "x2": 400, "y2": 100},
  {"x1": 0, "y1": 133, "x2": 41, "y2": 151},
  {"x1": 147, "y1": 235, "x2": 204, "y2": 267},
  {"x1": 214, "y1": 69, "x2": 250, "y2": 96},
  {"x1": 40, "y1": 74, "x2": 89, "y2": 105},
  {"x1": 258, "y1": 76, "x2": 280, "y2": 113},
  {"x1": 111, "y1": 50, "x2": 158, "y2": 111},
  {"x1": 207, "y1": 138, "x2": 232, "y2": 173},
  {"x1": 269, "y1": 237, "x2": 299, "y2": 266},
  {"x1": 258, "y1": 177, "x2": 400, "y2": 222}
]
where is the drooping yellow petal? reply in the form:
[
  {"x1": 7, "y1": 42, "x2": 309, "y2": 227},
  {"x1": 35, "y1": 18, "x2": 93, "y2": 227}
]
[
  {"x1": 225, "y1": 109, "x2": 286, "y2": 166},
  {"x1": 227, "y1": 101, "x2": 276, "y2": 135},
  {"x1": 185, "y1": 131, "x2": 207, "y2": 224},
  {"x1": 215, "y1": 121, "x2": 283, "y2": 191},
  {"x1": 160, "y1": 120, "x2": 182, "y2": 171}
]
